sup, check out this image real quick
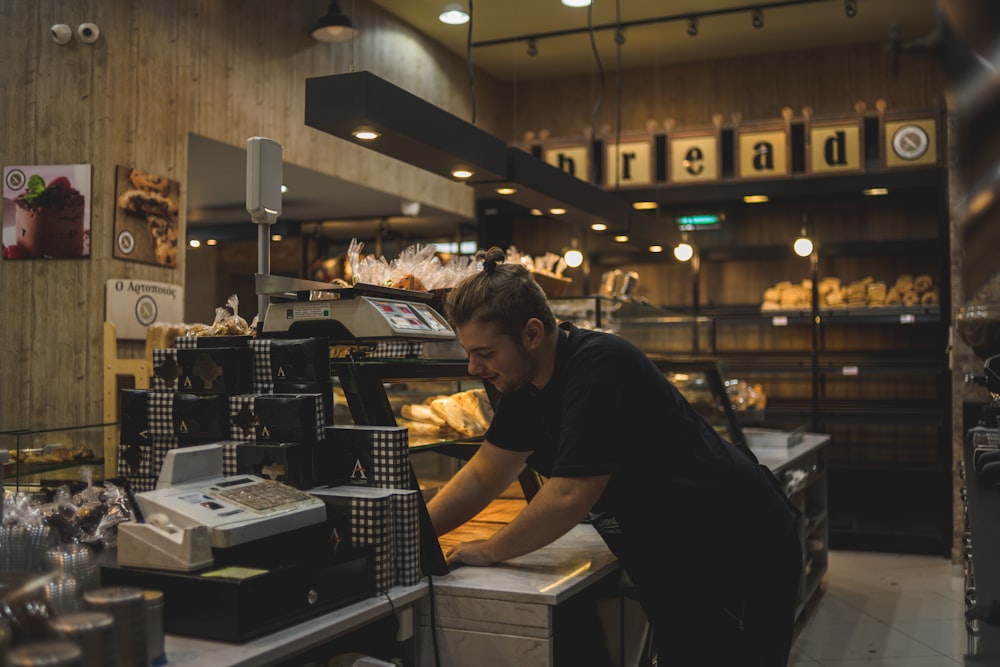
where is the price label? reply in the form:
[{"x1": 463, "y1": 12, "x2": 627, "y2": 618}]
[
  {"x1": 899, "y1": 313, "x2": 916, "y2": 324},
  {"x1": 841, "y1": 366, "x2": 859, "y2": 376},
  {"x1": 771, "y1": 316, "x2": 789, "y2": 327}
]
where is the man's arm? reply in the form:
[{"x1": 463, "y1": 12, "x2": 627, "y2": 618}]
[
  {"x1": 444, "y1": 473, "x2": 610, "y2": 567},
  {"x1": 427, "y1": 440, "x2": 530, "y2": 537}
]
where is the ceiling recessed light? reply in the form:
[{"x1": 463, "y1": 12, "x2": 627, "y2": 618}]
[
  {"x1": 743, "y1": 194, "x2": 769, "y2": 204},
  {"x1": 649, "y1": 245, "x2": 664, "y2": 253},
  {"x1": 206, "y1": 239, "x2": 218, "y2": 246},
  {"x1": 614, "y1": 235, "x2": 629, "y2": 243},
  {"x1": 591, "y1": 223, "x2": 608, "y2": 231},
  {"x1": 271, "y1": 234, "x2": 283, "y2": 242},
  {"x1": 439, "y1": 4, "x2": 470, "y2": 25},
  {"x1": 549, "y1": 207, "x2": 567, "y2": 215},
  {"x1": 632, "y1": 201, "x2": 658, "y2": 210},
  {"x1": 451, "y1": 168, "x2": 474, "y2": 179},
  {"x1": 495, "y1": 186, "x2": 516, "y2": 195},
  {"x1": 189, "y1": 239, "x2": 201, "y2": 248},
  {"x1": 863, "y1": 187, "x2": 888, "y2": 196},
  {"x1": 561, "y1": 0, "x2": 592, "y2": 6},
  {"x1": 530, "y1": 208, "x2": 543, "y2": 216},
  {"x1": 352, "y1": 127, "x2": 380, "y2": 140}
]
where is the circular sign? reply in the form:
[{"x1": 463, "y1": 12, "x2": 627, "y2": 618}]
[
  {"x1": 5, "y1": 169, "x2": 26, "y2": 191},
  {"x1": 117, "y1": 230, "x2": 135, "y2": 255},
  {"x1": 135, "y1": 295, "x2": 158, "y2": 326},
  {"x1": 891, "y1": 124, "x2": 929, "y2": 161}
]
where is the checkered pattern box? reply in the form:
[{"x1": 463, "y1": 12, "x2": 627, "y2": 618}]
[
  {"x1": 319, "y1": 426, "x2": 409, "y2": 489},
  {"x1": 172, "y1": 335, "x2": 252, "y2": 350},
  {"x1": 310, "y1": 485, "x2": 420, "y2": 593},
  {"x1": 248, "y1": 338, "x2": 331, "y2": 392},
  {"x1": 150, "y1": 347, "x2": 253, "y2": 394},
  {"x1": 235, "y1": 441, "x2": 315, "y2": 489},
  {"x1": 227, "y1": 393, "x2": 326, "y2": 444},
  {"x1": 272, "y1": 381, "x2": 335, "y2": 427},
  {"x1": 119, "y1": 389, "x2": 229, "y2": 446}
]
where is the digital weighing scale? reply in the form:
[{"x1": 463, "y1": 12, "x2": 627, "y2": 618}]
[{"x1": 256, "y1": 273, "x2": 456, "y2": 343}]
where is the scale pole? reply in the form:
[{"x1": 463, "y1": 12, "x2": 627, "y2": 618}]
[{"x1": 246, "y1": 137, "x2": 283, "y2": 329}]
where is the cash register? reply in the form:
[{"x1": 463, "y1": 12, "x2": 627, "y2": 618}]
[{"x1": 105, "y1": 444, "x2": 373, "y2": 642}]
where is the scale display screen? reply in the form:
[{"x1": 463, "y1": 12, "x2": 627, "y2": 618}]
[
  {"x1": 369, "y1": 298, "x2": 434, "y2": 331},
  {"x1": 410, "y1": 303, "x2": 451, "y2": 332}
]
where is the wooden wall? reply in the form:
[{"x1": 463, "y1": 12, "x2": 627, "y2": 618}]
[{"x1": 0, "y1": 0, "x2": 487, "y2": 430}]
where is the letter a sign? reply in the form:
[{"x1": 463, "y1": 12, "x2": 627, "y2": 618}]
[
  {"x1": 737, "y1": 125, "x2": 789, "y2": 179},
  {"x1": 809, "y1": 120, "x2": 862, "y2": 175}
]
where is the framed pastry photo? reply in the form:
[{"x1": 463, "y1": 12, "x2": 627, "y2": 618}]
[
  {"x1": 113, "y1": 165, "x2": 181, "y2": 268},
  {"x1": 2, "y1": 163, "x2": 92, "y2": 260}
]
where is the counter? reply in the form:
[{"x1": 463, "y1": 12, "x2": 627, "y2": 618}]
[{"x1": 417, "y1": 523, "x2": 622, "y2": 667}]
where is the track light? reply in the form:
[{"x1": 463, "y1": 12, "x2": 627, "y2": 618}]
[
  {"x1": 686, "y1": 17, "x2": 698, "y2": 37},
  {"x1": 527, "y1": 38, "x2": 538, "y2": 57},
  {"x1": 844, "y1": 0, "x2": 857, "y2": 18},
  {"x1": 752, "y1": 8, "x2": 764, "y2": 29},
  {"x1": 439, "y1": 4, "x2": 470, "y2": 25},
  {"x1": 311, "y1": 1, "x2": 359, "y2": 42}
]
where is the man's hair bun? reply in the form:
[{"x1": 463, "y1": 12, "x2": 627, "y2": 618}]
[{"x1": 478, "y1": 246, "x2": 506, "y2": 274}]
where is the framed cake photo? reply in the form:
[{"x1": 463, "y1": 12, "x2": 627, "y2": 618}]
[
  {"x1": 2, "y1": 164, "x2": 92, "y2": 260},
  {"x1": 113, "y1": 165, "x2": 180, "y2": 268}
]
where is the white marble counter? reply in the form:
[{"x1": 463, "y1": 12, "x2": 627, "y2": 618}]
[
  {"x1": 749, "y1": 431, "x2": 831, "y2": 474},
  {"x1": 162, "y1": 583, "x2": 426, "y2": 667},
  {"x1": 427, "y1": 523, "x2": 619, "y2": 605}
]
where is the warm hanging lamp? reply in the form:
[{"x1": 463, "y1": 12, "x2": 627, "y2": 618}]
[{"x1": 311, "y1": 1, "x2": 359, "y2": 43}]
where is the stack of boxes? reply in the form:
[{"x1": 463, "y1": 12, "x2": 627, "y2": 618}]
[
  {"x1": 117, "y1": 335, "x2": 330, "y2": 492},
  {"x1": 316, "y1": 425, "x2": 422, "y2": 594},
  {"x1": 116, "y1": 334, "x2": 423, "y2": 593}
]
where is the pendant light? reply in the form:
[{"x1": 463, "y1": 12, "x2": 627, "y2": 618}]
[
  {"x1": 311, "y1": 1, "x2": 359, "y2": 43},
  {"x1": 793, "y1": 218, "x2": 814, "y2": 257},
  {"x1": 563, "y1": 238, "x2": 584, "y2": 269},
  {"x1": 674, "y1": 234, "x2": 694, "y2": 262}
]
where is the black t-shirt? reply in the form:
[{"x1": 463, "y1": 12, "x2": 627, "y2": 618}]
[{"x1": 485, "y1": 322, "x2": 799, "y2": 603}]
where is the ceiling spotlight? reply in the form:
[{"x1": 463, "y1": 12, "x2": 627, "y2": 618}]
[
  {"x1": 311, "y1": 0, "x2": 360, "y2": 42},
  {"x1": 649, "y1": 245, "x2": 664, "y2": 253},
  {"x1": 614, "y1": 235, "x2": 630, "y2": 243},
  {"x1": 451, "y1": 168, "x2": 474, "y2": 179},
  {"x1": 752, "y1": 8, "x2": 764, "y2": 29},
  {"x1": 844, "y1": 0, "x2": 857, "y2": 18},
  {"x1": 495, "y1": 186, "x2": 517, "y2": 195},
  {"x1": 527, "y1": 38, "x2": 538, "y2": 57},
  {"x1": 352, "y1": 126, "x2": 380, "y2": 140},
  {"x1": 687, "y1": 17, "x2": 698, "y2": 37},
  {"x1": 561, "y1": 0, "x2": 592, "y2": 7},
  {"x1": 439, "y1": 4, "x2": 470, "y2": 25},
  {"x1": 549, "y1": 207, "x2": 566, "y2": 216},
  {"x1": 591, "y1": 223, "x2": 607, "y2": 231}
]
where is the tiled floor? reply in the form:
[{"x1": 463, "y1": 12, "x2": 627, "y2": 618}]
[{"x1": 789, "y1": 550, "x2": 968, "y2": 666}]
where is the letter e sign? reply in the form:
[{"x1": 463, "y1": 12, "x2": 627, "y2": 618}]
[{"x1": 669, "y1": 134, "x2": 719, "y2": 184}]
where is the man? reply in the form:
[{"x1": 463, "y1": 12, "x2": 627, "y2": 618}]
[{"x1": 428, "y1": 247, "x2": 803, "y2": 666}]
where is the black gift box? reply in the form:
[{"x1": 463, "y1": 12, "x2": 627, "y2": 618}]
[
  {"x1": 249, "y1": 337, "x2": 331, "y2": 389},
  {"x1": 319, "y1": 425, "x2": 410, "y2": 489},
  {"x1": 236, "y1": 441, "x2": 315, "y2": 489},
  {"x1": 228, "y1": 393, "x2": 326, "y2": 444},
  {"x1": 273, "y1": 380, "x2": 334, "y2": 426},
  {"x1": 119, "y1": 390, "x2": 228, "y2": 445},
  {"x1": 152, "y1": 347, "x2": 253, "y2": 394}
]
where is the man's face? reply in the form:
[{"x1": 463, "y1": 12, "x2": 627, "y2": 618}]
[{"x1": 457, "y1": 319, "x2": 537, "y2": 393}]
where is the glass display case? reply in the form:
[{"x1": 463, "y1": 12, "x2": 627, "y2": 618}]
[
  {"x1": 0, "y1": 423, "x2": 112, "y2": 493},
  {"x1": 548, "y1": 295, "x2": 714, "y2": 356},
  {"x1": 646, "y1": 357, "x2": 747, "y2": 447}
]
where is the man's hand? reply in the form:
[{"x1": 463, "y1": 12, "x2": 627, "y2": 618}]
[{"x1": 445, "y1": 539, "x2": 497, "y2": 568}]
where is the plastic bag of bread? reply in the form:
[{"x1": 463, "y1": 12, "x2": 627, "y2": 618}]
[{"x1": 189, "y1": 294, "x2": 252, "y2": 337}]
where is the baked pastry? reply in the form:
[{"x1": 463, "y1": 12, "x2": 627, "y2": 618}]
[
  {"x1": 147, "y1": 214, "x2": 178, "y2": 267},
  {"x1": 128, "y1": 168, "x2": 170, "y2": 195},
  {"x1": 117, "y1": 189, "x2": 177, "y2": 218},
  {"x1": 914, "y1": 274, "x2": 933, "y2": 294}
]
